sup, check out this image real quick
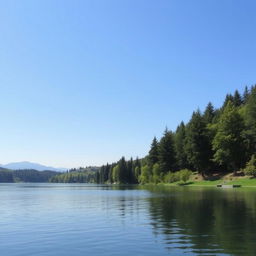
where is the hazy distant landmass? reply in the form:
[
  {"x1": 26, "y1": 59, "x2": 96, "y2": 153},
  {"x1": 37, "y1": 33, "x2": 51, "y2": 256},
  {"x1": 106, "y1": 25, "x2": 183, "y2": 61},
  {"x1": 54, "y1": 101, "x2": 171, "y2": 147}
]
[{"x1": 0, "y1": 161, "x2": 67, "y2": 172}]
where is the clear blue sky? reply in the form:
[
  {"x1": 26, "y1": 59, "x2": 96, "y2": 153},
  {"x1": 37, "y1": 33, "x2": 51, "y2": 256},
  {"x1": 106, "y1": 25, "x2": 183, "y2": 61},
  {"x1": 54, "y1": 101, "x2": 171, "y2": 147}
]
[{"x1": 0, "y1": 0, "x2": 255, "y2": 168}]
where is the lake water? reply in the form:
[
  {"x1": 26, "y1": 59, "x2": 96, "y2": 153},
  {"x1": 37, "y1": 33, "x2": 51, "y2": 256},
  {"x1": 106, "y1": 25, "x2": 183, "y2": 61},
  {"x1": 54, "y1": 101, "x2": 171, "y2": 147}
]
[{"x1": 0, "y1": 184, "x2": 256, "y2": 256}]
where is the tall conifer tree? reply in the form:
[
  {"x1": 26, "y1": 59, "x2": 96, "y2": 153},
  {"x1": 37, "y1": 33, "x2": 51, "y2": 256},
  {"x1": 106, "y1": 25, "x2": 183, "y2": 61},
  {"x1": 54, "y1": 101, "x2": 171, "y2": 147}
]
[
  {"x1": 148, "y1": 137, "x2": 159, "y2": 166},
  {"x1": 175, "y1": 122, "x2": 188, "y2": 170},
  {"x1": 158, "y1": 128, "x2": 176, "y2": 173},
  {"x1": 185, "y1": 111, "x2": 213, "y2": 175},
  {"x1": 213, "y1": 101, "x2": 246, "y2": 172}
]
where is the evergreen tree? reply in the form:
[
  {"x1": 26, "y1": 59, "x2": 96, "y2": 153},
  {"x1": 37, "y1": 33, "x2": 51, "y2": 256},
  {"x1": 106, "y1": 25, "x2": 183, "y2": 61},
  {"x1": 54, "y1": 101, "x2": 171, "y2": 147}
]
[
  {"x1": 233, "y1": 90, "x2": 243, "y2": 107},
  {"x1": 118, "y1": 157, "x2": 128, "y2": 183},
  {"x1": 133, "y1": 157, "x2": 141, "y2": 182},
  {"x1": 213, "y1": 101, "x2": 246, "y2": 172},
  {"x1": 158, "y1": 128, "x2": 176, "y2": 173},
  {"x1": 174, "y1": 122, "x2": 188, "y2": 170},
  {"x1": 243, "y1": 86, "x2": 250, "y2": 104},
  {"x1": 148, "y1": 137, "x2": 159, "y2": 166},
  {"x1": 244, "y1": 155, "x2": 256, "y2": 177},
  {"x1": 108, "y1": 165, "x2": 113, "y2": 183},
  {"x1": 185, "y1": 110, "x2": 213, "y2": 175},
  {"x1": 127, "y1": 157, "x2": 134, "y2": 183},
  {"x1": 244, "y1": 86, "x2": 256, "y2": 155},
  {"x1": 203, "y1": 102, "x2": 215, "y2": 124},
  {"x1": 223, "y1": 94, "x2": 234, "y2": 108}
]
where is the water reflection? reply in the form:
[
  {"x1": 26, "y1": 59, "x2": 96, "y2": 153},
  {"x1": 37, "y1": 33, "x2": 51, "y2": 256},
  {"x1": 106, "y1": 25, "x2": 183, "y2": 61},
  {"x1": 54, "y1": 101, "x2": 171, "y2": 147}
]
[
  {"x1": 145, "y1": 186, "x2": 256, "y2": 255},
  {"x1": 0, "y1": 184, "x2": 256, "y2": 256}
]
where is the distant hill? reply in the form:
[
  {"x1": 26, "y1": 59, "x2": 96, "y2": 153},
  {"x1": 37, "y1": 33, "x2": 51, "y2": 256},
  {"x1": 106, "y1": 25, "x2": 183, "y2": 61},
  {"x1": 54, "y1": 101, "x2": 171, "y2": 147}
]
[
  {"x1": 0, "y1": 161, "x2": 67, "y2": 172},
  {"x1": 0, "y1": 167, "x2": 60, "y2": 183}
]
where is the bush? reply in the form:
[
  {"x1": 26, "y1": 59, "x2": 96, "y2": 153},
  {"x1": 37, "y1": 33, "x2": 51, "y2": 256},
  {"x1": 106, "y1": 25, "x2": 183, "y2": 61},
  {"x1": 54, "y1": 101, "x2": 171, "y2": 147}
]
[
  {"x1": 164, "y1": 172, "x2": 178, "y2": 183},
  {"x1": 139, "y1": 165, "x2": 152, "y2": 184},
  {"x1": 164, "y1": 169, "x2": 193, "y2": 184},
  {"x1": 178, "y1": 169, "x2": 193, "y2": 183},
  {"x1": 244, "y1": 155, "x2": 256, "y2": 177}
]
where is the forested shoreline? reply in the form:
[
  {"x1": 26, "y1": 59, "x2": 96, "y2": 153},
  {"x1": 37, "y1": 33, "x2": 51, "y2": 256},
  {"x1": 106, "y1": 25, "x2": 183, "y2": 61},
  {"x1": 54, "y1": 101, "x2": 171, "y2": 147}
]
[
  {"x1": 51, "y1": 85, "x2": 256, "y2": 184},
  {"x1": 0, "y1": 168, "x2": 59, "y2": 182},
  {"x1": 1, "y1": 86, "x2": 255, "y2": 184}
]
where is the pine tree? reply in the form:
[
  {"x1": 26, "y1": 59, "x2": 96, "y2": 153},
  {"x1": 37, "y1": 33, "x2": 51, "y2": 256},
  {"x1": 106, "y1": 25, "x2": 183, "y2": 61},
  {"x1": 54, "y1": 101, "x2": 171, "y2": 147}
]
[
  {"x1": 243, "y1": 86, "x2": 250, "y2": 104},
  {"x1": 127, "y1": 157, "x2": 134, "y2": 183},
  {"x1": 203, "y1": 102, "x2": 215, "y2": 124},
  {"x1": 158, "y1": 128, "x2": 176, "y2": 173},
  {"x1": 244, "y1": 86, "x2": 256, "y2": 155},
  {"x1": 133, "y1": 157, "x2": 141, "y2": 182},
  {"x1": 223, "y1": 94, "x2": 234, "y2": 108},
  {"x1": 233, "y1": 90, "x2": 243, "y2": 107},
  {"x1": 118, "y1": 157, "x2": 128, "y2": 183},
  {"x1": 185, "y1": 110, "x2": 213, "y2": 175},
  {"x1": 213, "y1": 101, "x2": 246, "y2": 172},
  {"x1": 174, "y1": 122, "x2": 188, "y2": 170},
  {"x1": 148, "y1": 137, "x2": 159, "y2": 166}
]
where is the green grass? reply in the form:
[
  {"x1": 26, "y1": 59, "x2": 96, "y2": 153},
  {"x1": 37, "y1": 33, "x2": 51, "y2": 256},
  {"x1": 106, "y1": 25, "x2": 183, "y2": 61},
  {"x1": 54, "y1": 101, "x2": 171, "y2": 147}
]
[
  {"x1": 226, "y1": 178, "x2": 256, "y2": 186},
  {"x1": 159, "y1": 177, "x2": 256, "y2": 187},
  {"x1": 182, "y1": 177, "x2": 256, "y2": 187},
  {"x1": 188, "y1": 180, "x2": 221, "y2": 186}
]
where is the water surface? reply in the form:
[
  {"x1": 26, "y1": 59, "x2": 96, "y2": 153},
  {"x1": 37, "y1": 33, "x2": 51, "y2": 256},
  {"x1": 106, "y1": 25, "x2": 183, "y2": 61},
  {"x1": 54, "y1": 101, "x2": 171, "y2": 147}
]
[{"x1": 0, "y1": 184, "x2": 256, "y2": 256}]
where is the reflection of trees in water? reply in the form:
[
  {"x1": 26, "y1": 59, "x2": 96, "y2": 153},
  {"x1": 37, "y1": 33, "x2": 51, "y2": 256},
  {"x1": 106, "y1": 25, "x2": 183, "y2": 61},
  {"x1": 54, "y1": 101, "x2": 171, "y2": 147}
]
[
  {"x1": 146, "y1": 187, "x2": 256, "y2": 256},
  {"x1": 100, "y1": 185, "x2": 146, "y2": 222}
]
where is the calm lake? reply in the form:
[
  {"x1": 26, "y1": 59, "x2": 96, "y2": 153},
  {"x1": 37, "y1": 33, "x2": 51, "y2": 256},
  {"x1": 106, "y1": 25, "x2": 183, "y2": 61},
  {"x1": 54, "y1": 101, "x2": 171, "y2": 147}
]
[{"x1": 0, "y1": 184, "x2": 256, "y2": 256}]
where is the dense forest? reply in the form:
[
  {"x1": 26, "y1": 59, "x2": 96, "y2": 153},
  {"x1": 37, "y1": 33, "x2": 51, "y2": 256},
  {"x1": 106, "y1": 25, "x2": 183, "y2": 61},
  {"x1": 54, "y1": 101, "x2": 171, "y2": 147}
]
[
  {"x1": 0, "y1": 168, "x2": 59, "y2": 182},
  {"x1": 49, "y1": 167, "x2": 99, "y2": 183},
  {"x1": 51, "y1": 85, "x2": 256, "y2": 184}
]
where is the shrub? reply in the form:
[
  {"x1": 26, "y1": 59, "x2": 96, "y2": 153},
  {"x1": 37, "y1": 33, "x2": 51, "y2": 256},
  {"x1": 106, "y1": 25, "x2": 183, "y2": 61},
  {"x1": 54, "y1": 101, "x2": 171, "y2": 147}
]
[
  {"x1": 164, "y1": 172, "x2": 179, "y2": 183},
  {"x1": 164, "y1": 169, "x2": 193, "y2": 184},
  {"x1": 244, "y1": 155, "x2": 256, "y2": 177},
  {"x1": 178, "y1": 169, "x2": 193, "y2": 183},
  {"x1": 139, "y1": 165, "x2": 152, "y2": 184}
]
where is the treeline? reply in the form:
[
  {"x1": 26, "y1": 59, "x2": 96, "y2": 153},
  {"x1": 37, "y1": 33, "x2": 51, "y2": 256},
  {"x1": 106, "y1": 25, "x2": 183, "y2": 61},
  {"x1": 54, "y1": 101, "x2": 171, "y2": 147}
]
[
  {"x1": 95, "y1": 85, "x2": 256, "y2": 184},
  {"x1": 49, "y1": 166, "x2": 100, "y2": 183},
  {"x1": 51, "y1": 85, "x2": 256, "y2": 184},
  {"x1": 0, "y1": 168, "x2": 59, "y2": 182}
]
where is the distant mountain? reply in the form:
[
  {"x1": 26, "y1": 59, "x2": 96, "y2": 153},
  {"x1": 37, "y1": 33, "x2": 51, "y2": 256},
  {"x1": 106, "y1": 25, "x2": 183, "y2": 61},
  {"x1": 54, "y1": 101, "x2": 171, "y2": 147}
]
[{"x1": 0, "y1": 161, "x2": 67, "y2": 172}]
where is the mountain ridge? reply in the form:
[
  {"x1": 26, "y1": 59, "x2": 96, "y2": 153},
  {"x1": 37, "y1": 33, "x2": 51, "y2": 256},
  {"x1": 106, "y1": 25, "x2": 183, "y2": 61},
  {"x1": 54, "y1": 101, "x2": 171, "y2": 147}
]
[{"x1": 0, "y1": 161, "x2": 67, "y2": 172}]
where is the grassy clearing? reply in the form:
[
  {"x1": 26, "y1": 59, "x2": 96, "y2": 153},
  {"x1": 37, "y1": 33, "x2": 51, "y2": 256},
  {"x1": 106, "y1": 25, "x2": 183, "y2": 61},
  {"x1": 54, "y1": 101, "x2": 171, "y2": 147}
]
[
  {"x1": 161, "y1": 173, "x2": 256, "y2": 187},
  {"x1": 226, "y1": 178, "x2": 256, "y2": 186}
]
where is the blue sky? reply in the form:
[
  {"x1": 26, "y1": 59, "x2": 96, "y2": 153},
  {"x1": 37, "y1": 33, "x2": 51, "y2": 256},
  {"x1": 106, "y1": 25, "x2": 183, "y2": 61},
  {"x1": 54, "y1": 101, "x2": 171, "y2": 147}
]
[{"x1": 0, "y1": 0, "x2": 255, "y2": 168}]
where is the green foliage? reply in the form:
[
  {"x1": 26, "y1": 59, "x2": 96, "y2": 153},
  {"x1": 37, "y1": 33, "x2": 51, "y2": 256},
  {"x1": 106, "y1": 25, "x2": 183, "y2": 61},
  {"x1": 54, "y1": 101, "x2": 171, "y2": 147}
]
[
  {"x1": 139, "y1": 165, "x2": 152, "y2": 184},
  {"x1": 134, "y1": 166, "x2": 141, "y2": 181},
  {"x1": 164, "y1": 172, "x2": 180, "y2": 183},
  {"x1": 213, "y1": 101, "x2": 246, "y2": 172},
  {"x1": 112, "y1": 165, "x2": 120, "y2": 183},
  {"x1": 6, "y1": 85, "x2": 253, "y2": 186},
  {"x1": 50, "y1": 170, "x2": 96, "y2": 183},
  {"x1": 178, "y1": 169, "x2": 193, "y2": 182},
  {"x1": 185, "y1": 111, "x2": 213, "y2": 174},
  {"x1": 164, "y1": 169, "x2": 192, "y2": 183},
  {"x1": 175, "y1": 122, "x2": 189, "y2": 170},
  {"x1": 148, "y1": 137, "x2": 159, "y2": 166},
  {"x1": 203, "y1": 102, "x2": 215, "y2": 123},
  {"x1": 152, "y1": 163, "x2": 161, "y2": 184},
  {"x1": 0, "y1": 168, "x2": 59, "y2": 183},
  {"x1": 243, "y1": 86, "x2": 250, "y2": 103},
  {"x1": 0, "y1": 168, "x2": 14, "y2": 182},
  {"x1": 244, "y1": 86, "x2": 256, "y2": 155},
  {"x1": 244, "y1": 155, "x2": 256, "y2": 177},
  {"x1": 158, "y1": 128, "x2": 176, "y2": 173},
  {"x1": 233, "y1": 90, "x2": 243, "y2": 107}
]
